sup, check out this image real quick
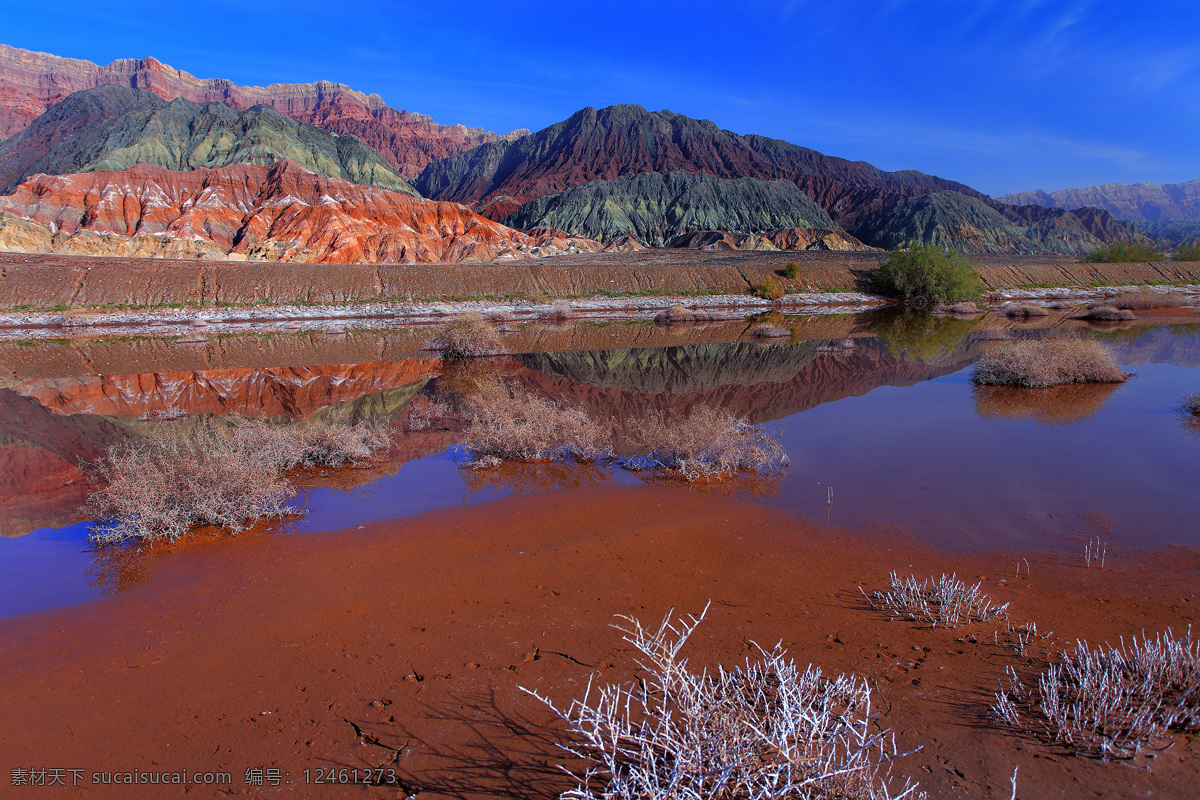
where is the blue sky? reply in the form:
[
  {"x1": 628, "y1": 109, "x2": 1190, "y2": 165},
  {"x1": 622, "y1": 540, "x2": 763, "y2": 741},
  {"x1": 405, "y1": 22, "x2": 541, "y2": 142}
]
[{"x1": 2, "y1": 0, "x2": 1196, "y2": 196}]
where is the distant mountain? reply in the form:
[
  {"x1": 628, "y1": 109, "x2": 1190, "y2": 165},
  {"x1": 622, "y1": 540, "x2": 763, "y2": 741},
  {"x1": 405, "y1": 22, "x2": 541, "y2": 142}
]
[
  {"x1": 412, "y1": 104, "x2": 984, "y2": 224},
  {"x1": 0, "y1": 86, "x2": 416, "y2": 195},
  {"x1": 504, "y1": 170, "x2": 867, "y2": 247},
  {"x1": 0, "y1": 44, "x2": 521, "y2": 178},
  {"x1": 849, "y1": 192, "x2": 1141, "y2": 255},
  {"x1": 0, "y1": 160, "x2": 602, "y2": 263},
  {"x1": 998, "y1": 180, "x2": 1200, "y2": 224}
]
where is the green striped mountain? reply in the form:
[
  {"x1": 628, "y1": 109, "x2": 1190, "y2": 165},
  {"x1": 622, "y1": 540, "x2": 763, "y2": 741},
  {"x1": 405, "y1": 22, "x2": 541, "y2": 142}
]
[
  {"x1": 503, "y1": 170, "x2": 840, "y2": 245},
  {"x1": 0, "y1": 85, "x2": 416, "y2": 195}
]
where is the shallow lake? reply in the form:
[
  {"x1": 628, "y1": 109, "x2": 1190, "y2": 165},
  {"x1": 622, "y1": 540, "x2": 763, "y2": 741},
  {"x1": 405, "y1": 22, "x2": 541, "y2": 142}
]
[{"x1": 1, "y1": 310, "x2": 1197, "y2": 617}]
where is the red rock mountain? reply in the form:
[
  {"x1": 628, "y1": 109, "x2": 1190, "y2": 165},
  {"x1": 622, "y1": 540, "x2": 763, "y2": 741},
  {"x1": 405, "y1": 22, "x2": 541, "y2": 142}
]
[
  {"x1": 0, "y1": 44, "x2": 524, "y2": 179},
  {"x1": 0, "y1": 160, "x2": 601, "y2": 263}
]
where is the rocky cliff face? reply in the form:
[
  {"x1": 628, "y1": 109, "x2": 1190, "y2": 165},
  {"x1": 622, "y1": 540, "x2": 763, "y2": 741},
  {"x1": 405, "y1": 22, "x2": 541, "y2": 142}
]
[
  {"x1": 849, "y1": 192, "x2": 1141, "y2": 254},
  {"x1": 0, "y1": 86, "x2": 416, "y2": 195},
  {"x1": 503, "y1": 171, "x2": 851, "y2": 246},
  {"x1": 0, "y1": 160, "x2": 603, "y2": 263},
  {"x1": 0, "y1": 44, "x2": 518, "y2": 178},
  {"x1": 412, "y1": 104, "x2": 984, "y2": 223},
  {"x1": 999, "y1": 179, "x2": 1200, "y2": 224}
]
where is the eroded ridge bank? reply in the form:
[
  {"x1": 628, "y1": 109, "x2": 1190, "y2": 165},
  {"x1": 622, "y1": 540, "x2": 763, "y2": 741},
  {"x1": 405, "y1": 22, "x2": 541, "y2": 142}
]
[{"x1": 1, "y1": 251, "x2": 1198, "y2": 321}]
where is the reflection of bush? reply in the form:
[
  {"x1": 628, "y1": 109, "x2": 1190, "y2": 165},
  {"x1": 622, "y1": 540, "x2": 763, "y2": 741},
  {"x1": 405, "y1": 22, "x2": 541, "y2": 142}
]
[
  {"x1": 872, "y1": 309, "x2": 981, "y2": 362},
  {"x1": 434, "y1": 358, "x2": 512, "y2": 405},
  {"x1": 973, "y1": 382, "x2": 1121, "y2": 425},
  {"x1": 1183, "y1": 391, "x2": 1200, "y2": 436},
  {"x1": 459, "y1": 459, "x2": 611, "y2": 496},
  {"x1": 87, "y1": 542, "x2": 152, "y2": 594}
]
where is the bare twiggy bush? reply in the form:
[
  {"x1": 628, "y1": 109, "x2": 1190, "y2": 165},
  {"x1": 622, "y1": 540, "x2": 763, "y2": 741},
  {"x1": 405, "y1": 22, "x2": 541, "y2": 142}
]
[
  {"x1": 1003, "y1": 302, "x2": 1050, "y2": 317},
  {"x1": 1074, "y1": 305, "x2": 1135, "y2": 321},
  {"x1": 972, "y1": 336, "x2": 1129, "y2": 387},
  {"x1": 1108, "y1": 290, "x2": 1185, "y2": 310},
  {"x1": 865, "y1": 572, "x2": 1009, "y2": 628},
  {"x1": 624, "y1": 407, "x2": 787, "y2": 481},
  {"x1": 654, "y1": 303, "x2": 696, "y2": 324},
  {"x1": 1000, "y1": 621, "x2": 1054, "y2": 659},
  {"x1": 994, "y1": 628, "x2": 1200, "y2": 759},
  {"x1": 430, "y1": 313, "x2": 506, "y2": 358},
  {"x1": 461, "y1": 385, "x2": 612, "y2": 464},
  {"x1": 752, "y1": 323, "x2": 790, "y2": 338},
  {"x1": 404, "y1": 396, "x2": 455, "y2": 432},
  {"x1": 523, "y1": 606, "x2": 925, "y2": 800},
  {"x1": 85, "y1": 415, "x2": 390, "y2": 544}
]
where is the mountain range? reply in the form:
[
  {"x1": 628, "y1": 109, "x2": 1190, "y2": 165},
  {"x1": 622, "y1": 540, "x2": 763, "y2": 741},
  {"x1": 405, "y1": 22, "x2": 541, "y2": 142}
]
[
  {"x1": 999, "y1": 180, "x2": 1200, "y2": 224},
  {"x1": 0, "y1": 44, "x2": 1149, "y2": 261},
  {"x1": 999, "y1": 179, "x2": 1200, "y2": 248}
]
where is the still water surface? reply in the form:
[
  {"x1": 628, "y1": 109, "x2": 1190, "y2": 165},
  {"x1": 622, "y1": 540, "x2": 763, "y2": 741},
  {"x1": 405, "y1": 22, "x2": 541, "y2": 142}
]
[{"x1": 1, "y1": 316, "x2": 1196, "y2": 617}]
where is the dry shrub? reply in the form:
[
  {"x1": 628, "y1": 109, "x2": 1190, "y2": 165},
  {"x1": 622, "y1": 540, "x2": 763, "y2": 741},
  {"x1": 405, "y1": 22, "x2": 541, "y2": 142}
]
[
  {"x1": 1003, "y1": 302, "x2": 1049, "y2": 317},
  {"x1": 462, "y1": 389, "x2": 786, "y2": 483},
  {"x1": 1108, "y1": 290, "x2": 1186, "y2": 310},
  {"x1": 972, "y1": 336, "x2": 1129, "y2": 387},
  {"x1": 973, "y1": 382, "x2": 1120, "y2": 425},
  {"x1": 1075, "y1": 305, "x2": 1135, "y2": 321},
  {"x1": 994, "y1": 628, "x2": 1200, "y2": 759},
  {"x1": 85, "y1": 416, "x2": 391, "y2": 544},
  {"x1": 624, "y1": 407, "x2": 787, "y2": 481},
  {"x1": 865, "y1": 572, "x2": 1009, "y2": 629},
  {"x1": 462, "y1": 385, "x2": 611, "y2": 464},
  {"x1": 523, "y1": 607, "x2": 924, "y2": 800},
  {"x1": 403, "y1": 396, "x2": 455, "y2": 432},
  {"x1": 654, "y1": 303, "x2": 696, "y2": 324},
  {"x1": 430, "y1": 313, "x2": 506, "y2": 358}
]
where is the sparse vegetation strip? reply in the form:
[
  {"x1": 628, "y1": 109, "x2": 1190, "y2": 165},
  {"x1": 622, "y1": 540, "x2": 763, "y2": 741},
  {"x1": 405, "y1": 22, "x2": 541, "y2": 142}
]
[{"x1": 1081, "y1": 241, "x2": 1164, "y2": 263}]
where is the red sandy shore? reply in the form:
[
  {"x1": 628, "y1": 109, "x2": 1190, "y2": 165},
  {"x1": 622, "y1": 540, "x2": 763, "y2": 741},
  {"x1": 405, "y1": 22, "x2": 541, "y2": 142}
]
[{"x1": 0, "y1": 484, "x2": 1197, "y2": 799}]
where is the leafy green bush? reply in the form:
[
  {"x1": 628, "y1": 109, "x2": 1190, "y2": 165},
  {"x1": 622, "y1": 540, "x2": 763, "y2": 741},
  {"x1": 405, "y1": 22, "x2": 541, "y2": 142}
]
[
  {"x1": 1172, "y1": 243, "x2": 1200, "y2": 262},
  {"x1": 781, "y1": 261, "x2": 800, "y2": 279},
  {"x1": 750, "y1": 276, "x2": 785, "y2": 300},
  {"x1": 1080, "y1": 241, "x2": 1164, "y2": 263},
  {"x1": 870, "y1": 246, "x2": 981, "y2": 304}
]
